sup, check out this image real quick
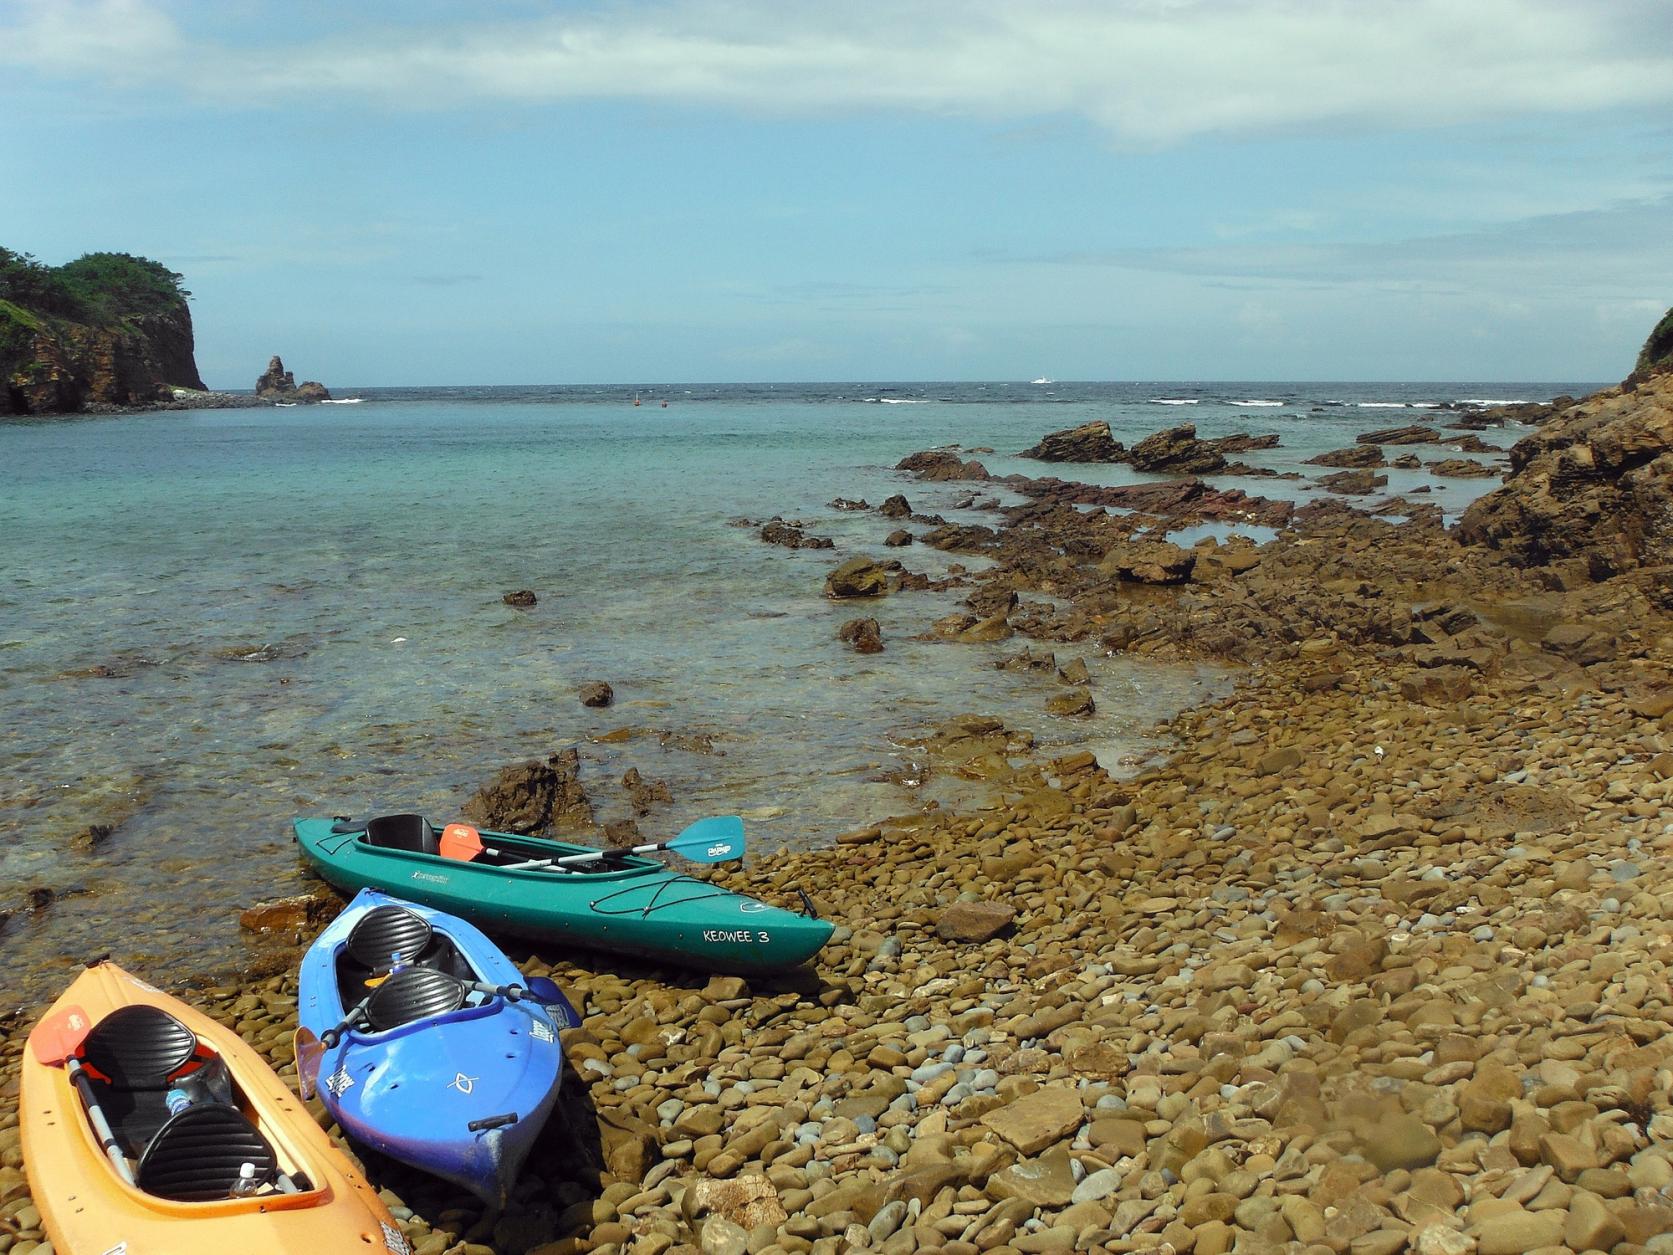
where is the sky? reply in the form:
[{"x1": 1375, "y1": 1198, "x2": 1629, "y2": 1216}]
[{"x1": 2, "y1": 0, "x2": 1671, "y2": 385}]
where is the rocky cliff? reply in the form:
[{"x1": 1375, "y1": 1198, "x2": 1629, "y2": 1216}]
[
  {"x1": 0, "y1": 248, "x2": 206, "y2": 415},
  {"x1": 1457, "y1": 307, "x2": 1672, "y2": 584}
]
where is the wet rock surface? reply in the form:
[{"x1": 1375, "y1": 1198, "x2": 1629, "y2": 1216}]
[
  {"x1": 838, "y1": 617, "x2": 885, "y2": 654},
  {"x1": 761, "y1": 518, "x2": 835, "y2": 550}
]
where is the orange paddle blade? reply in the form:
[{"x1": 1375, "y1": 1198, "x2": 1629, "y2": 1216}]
[
  {"x1": 439, "y1": 823, "x2": 485, "y2": 861},
  {"x1": 29, "y1": 1004, "x2": 95, "y2": 1066}
]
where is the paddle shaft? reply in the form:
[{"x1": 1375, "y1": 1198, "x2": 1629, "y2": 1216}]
[
  {"x1": 321, "y1": 993, "x2": 373, "y2": 1049},
  {"x1": 67, "y1": 1057, "x2": 135, "y2": 1185},
  {"x1": 499, "y1": 838, "x2": 702, "y2": 873}
]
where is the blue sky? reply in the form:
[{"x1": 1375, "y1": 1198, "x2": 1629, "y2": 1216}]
[{"x1": 3, "y1": 0, "x2": 1670, "y2": 385}]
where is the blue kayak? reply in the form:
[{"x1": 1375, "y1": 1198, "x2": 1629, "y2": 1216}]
[{"x1": 295, "y1": 888, "x2": 576, "y2": 1209}]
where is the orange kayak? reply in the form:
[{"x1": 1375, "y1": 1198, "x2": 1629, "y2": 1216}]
[{"x1": 21, "y1": 960, "x2": 409, "y2": 1255}]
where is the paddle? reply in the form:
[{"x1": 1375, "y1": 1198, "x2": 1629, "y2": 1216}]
[
  {"x1": 439, "y1": 815, "x2": 745, "y2": 873},
  {"x1": 463, "y1": 977, "x2": 582, "y2": 1029},
  {"x1": 29, "y1": 1006, "x2": 136, "y2": 1184},
  {"x1": 293, "y1": 976, "x2": 580, "y2": 1100},
  {"x1": 292, "y1": 1027, "x2": 325, "y2": 1100}
]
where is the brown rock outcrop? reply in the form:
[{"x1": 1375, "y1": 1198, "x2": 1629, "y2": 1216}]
[
  {"x1": 1426, "y1": 458, "x2": 1497, "y2": 478},
  {"x1": 895, "y1": 450, "x2": 989, "y2": 481},
  {"x1": 1458, "y1": 311, "x2": 1673, "y2": 579},
  {"x1": 825, "y1": 556, "x2": 891, "y2": 598},
  {"x1": 1099, "y1": 540, "x2": 1197, "y2": 584},
  {"x1": 1308, "y1": 444, "x2": 1385, "y2": 468},
  {"x1": 1020, "y1": 421, "x2": 1126, "y2": 463},
  {"x1": 463, "y1": 747, "x2": 594, "y2": 833},
  {"x1": 256, "y1": 354, "x2": 331, "y2": 402},
  {"x1": 1318, "y1": 469, "x2": 1386, "y2": 495},
  {"x1": 1358, "y1": 424, "x2": 1441, "y2": 445},
  {"x1": 1127, "y1": 423, "x2": 1227, "y2": 474}
]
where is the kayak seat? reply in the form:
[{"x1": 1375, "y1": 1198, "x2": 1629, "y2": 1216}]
[
  {"x1": 137, "y1": 1103, "x2": 278, "y2": 1202},
  {"x1": 363, "y1": 813, "x2": 441, "y2": 856},
  {"x1": 81, "y1": 1005, "x2": 198, "y2": 1088},
  {"x1": 364, "y1": 966, "x2": 467, "y2": 1032},
  {"x1": 347, "y1": 904, "x2": 436, "y2": 971}
]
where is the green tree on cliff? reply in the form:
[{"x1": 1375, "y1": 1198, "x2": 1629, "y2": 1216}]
[{"x1": 0, "y1": 248, "x2": 190, "y2": 325}]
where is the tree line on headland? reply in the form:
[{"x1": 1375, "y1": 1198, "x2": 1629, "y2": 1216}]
[{"x1": 0, "y1": 246, "x2": 206, "y2": 415}]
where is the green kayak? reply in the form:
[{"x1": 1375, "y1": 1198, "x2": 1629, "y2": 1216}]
[{"x1": 293, "y1": 814, "x2": 833, "y2": 975}]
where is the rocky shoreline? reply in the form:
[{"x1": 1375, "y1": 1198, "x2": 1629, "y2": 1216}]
[{"x1": 2, "y1": 323, "x2": 1670, "y2": 1255}]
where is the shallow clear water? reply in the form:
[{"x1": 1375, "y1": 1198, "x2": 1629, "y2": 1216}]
[{"x1": 0, "y1": 379, "x2": 1591, "y2": 1002}]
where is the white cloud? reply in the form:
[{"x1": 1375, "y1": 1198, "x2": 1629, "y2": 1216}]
[
  {"x1": 1036, "y1": 198, "x2": 1673, "y2": 298},
  {"x1": 4, "y1": 0, "x2": 1672, "y2": 145}
]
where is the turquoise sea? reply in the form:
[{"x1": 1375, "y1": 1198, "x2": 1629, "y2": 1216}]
[{"x1": 0, "y1": 380, "x2": 1593, "y2": 1004}]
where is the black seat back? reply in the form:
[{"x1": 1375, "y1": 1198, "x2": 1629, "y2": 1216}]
[
  {"x1": 346, "y1": 904, "x2": 435, "y2": 971},
  {"x1": 365, "y1": 966, "x2": 467, "y2": 1032},
  {"x1": 363, "y1": 813, "x2": 439, "y2": 855},
  {"x1": 137, "y1": 1104, "x2": 278, "y2": 1202},
  {"x1": 82, "y1": 1006, "x2": 198, "y2": 1089}
]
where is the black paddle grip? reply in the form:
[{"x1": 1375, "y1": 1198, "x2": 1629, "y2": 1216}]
[{"x1": 468, "y1": 1112, "x2": 520, "y2": 1132}]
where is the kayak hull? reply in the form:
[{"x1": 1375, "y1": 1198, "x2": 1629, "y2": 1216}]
[
  {"x1": 20, "y1": 961, "x2": 406, "y2": 1255},
  {"x1": 294, "y1": 817, "x2": 833, "y2": 974},
  {"x1": 296, "y1": 888, "x2": 563, "y2": 1208}
]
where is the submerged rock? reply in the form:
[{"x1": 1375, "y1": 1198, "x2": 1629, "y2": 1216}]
[
  {"x1": 579, "y1": 680, "x2": 614, "y2": 707},
  {"x1": 502, "y1": 589, "x2": 538, "y2": 607},
  {"x1": 759, "y1": 517, "x2": 833, "y2": 549},
  {"x1": 238, "y1": 891, "x2": 340, "y2": 936},
  {"x1": 837, "y1": 616, "x2": 884, "y2": 653}
]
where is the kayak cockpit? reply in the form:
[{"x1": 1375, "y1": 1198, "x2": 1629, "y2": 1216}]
[
  {"x1": 331, "y1": 903, "x2": 499, "y2": 1036},
  {"x1": 75, "y1": 1005, "x2": 316, "y2": 1202},
  {"x1": 347, "y1": 813, "x2": 642, "y2": 875}
]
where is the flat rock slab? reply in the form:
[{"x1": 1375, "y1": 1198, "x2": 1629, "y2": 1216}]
[
  {"x1": 935, "y1": 900, "x2": 1016, "y2": 942},
  {"x1": 980, "y1": 1085, "x2": 1084, "y2": 1156}
]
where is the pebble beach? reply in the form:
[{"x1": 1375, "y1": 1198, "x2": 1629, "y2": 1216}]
[{"x1": 3, "y1": 339, "x2": 1671, "y2": 1255}]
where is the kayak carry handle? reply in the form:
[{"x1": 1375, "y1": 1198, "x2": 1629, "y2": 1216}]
[{"x1": 468, "y1": 1112, "x2": 520, "y2": 1133}]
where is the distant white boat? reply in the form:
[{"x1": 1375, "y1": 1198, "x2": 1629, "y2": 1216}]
[
  {"x1": 1031, "y1": 377, "x2": 1053, "y2": 385},
  {"x1": 320, "y1": 397, "x2": 363, "y2": 404}
]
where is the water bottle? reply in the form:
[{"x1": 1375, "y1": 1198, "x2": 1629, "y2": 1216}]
[
  {"x1": 388, "y1": 949, "x2": 408, "y2": 975},
  {"x1": 164, "y1": 1072, "x2": 207, "y2": 1116},
  {"x1": 229, "y1": 1162, "x2": 261, "y2": 1198}
]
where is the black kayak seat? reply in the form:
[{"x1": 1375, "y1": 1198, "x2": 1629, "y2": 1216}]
[
  {"x1": 82, "y1": 1006, "x2": 198, "y2": 1088},
  {"x1": 346, "y1": 904, "x2": 436, "y2": 972},
  {"x1": 137, "y1": 1104, "x2": 278, "y2": 1202},
  {"x1": 363, "y1": 813, "x2": 440, "y2": 855},
  {"x1": 364, "y1": 966, "x2": 467, "y2": 1032}
]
